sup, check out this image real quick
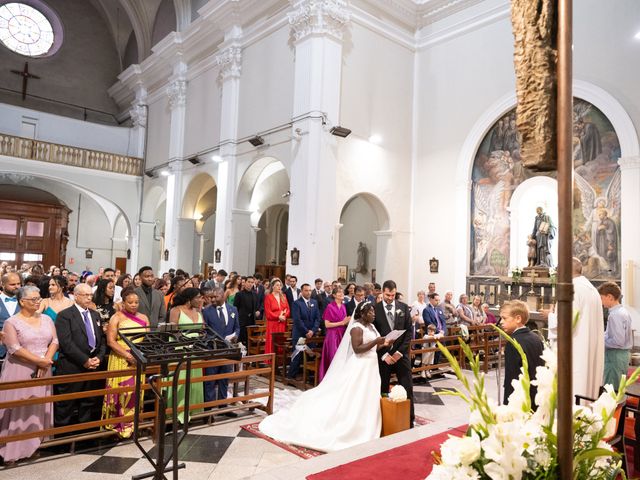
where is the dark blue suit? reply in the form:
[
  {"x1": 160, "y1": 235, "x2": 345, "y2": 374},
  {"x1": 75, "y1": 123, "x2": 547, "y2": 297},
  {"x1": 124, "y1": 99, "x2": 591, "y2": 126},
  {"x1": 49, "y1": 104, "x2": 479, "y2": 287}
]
[
  {"x1": 203, "y1": 303, "x2": 240, "y2": 402},
  {"x1": 0, "y1": 296, "x2": 20, "y2": 358},
  {"x1": 287, "y1": 297, "x2": 321, "y2": 378}
]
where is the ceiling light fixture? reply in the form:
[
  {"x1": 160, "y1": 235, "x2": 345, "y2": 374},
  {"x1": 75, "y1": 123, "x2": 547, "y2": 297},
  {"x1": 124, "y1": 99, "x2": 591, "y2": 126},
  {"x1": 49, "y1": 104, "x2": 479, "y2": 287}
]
[{"x1": 249, "y1": 135, "x2": 265, "y2": 147}]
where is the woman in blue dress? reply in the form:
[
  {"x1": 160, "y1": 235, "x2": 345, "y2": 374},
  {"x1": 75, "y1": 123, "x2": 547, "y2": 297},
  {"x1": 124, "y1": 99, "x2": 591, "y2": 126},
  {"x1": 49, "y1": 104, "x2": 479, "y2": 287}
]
[{"x1": 37, "y1": 275, "x2": 74, "y2": 323}]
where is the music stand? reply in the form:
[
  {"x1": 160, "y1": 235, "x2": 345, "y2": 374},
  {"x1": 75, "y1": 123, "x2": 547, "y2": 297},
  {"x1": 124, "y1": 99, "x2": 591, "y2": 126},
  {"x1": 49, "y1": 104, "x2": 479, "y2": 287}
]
[{"x1": 120, "y1": 323, "x2": 241, "y2": 480}]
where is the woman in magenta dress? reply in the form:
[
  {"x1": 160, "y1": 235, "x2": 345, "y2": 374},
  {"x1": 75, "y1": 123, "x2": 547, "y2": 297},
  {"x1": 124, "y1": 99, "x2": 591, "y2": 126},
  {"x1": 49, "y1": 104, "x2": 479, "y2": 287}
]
[
  {"x1": 318, "y1": 288, "x2": 349, "y2": 382},
  {"x1": 0, "y1": 286, "x2": 58, "y2": 465}
]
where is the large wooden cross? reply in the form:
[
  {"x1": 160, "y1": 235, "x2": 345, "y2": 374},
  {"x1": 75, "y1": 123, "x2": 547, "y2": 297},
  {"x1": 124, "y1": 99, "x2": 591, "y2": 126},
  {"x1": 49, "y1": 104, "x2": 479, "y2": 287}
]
[{"x1": 10, "y1": 62, "x2": 40, "y2": 100}]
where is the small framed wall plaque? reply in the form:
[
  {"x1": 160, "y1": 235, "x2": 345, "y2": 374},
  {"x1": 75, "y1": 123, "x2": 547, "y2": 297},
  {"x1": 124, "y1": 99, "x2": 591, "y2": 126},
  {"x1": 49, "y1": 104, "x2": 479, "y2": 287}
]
[{"x1": 429, "y1": 257, "x2": 439, "y2": 273}]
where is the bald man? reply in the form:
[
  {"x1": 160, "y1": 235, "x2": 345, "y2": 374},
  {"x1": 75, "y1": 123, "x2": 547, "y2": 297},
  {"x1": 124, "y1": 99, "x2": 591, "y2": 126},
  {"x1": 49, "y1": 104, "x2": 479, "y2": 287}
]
[
  {"x1": 0, "y1": 273, "x2": 22, "y2": 358},
  {"x1": 54, "y1": 283, "x2": 107, "y2": 427}
]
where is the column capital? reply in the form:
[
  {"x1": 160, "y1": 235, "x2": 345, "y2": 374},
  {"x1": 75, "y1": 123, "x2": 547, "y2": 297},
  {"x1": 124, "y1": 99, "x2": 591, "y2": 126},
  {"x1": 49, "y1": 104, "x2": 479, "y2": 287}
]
[
  {"x1": 167, "y1": 78, "x2": 187, "y2": 109},
  {"x1": 215, "y1": 45, "x2": 242, "y2": 81},
  {"x1": 288, "y1": 0, "x2": 350, "y2": 43},
  {"x1": 129, "y1": 103, "x2": 147, "y2": 128},
  {"x1": 618, "y1": 156, "x2": 640, "y2": 170}
]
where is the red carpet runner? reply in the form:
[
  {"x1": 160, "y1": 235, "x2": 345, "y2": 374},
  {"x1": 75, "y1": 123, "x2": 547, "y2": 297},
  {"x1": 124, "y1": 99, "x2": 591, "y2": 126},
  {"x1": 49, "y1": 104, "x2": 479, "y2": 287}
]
[{"x1": 306, "y1": 425, "x2": 467, "y2": 480}]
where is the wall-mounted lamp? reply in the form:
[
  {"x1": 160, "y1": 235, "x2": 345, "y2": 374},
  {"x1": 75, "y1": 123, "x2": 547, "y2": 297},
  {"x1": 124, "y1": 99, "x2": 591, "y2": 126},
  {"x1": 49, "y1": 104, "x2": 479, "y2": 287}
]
[
  {"x1": 145, "y1": 170, "x2": 157, "y2": 178},
  {"x1": 329, "y1": 126, "x2": 352, "y2": 138},
  {"x1": 281, "y1": 190, "x2": 291, "y2": 198},
  {"x1": 214, "y1": 248, "x2": 222, "y2": 263},
  {"x1": 290, "y1": 247, "x2": 300, "y2": 266},
  {"x1": 126, "y1": 248, "x2": 131, "y2": 260},
  {"x1": 248, "y1": 135, "x2": 265, "y2": 147}
]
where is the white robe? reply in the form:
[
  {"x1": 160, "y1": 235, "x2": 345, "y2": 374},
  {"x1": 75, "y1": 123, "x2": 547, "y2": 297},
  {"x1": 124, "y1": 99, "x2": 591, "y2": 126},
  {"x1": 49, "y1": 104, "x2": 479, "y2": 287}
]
[{"x1": 548, "y1": 275, "x2": 604, "y2": 399}]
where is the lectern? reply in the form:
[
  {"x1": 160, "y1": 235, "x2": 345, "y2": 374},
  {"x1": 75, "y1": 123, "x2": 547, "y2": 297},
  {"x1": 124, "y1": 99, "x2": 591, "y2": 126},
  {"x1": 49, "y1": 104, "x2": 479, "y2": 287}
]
[{"x1": 120, "y1": 323, "x2": 241, "y2": 480}]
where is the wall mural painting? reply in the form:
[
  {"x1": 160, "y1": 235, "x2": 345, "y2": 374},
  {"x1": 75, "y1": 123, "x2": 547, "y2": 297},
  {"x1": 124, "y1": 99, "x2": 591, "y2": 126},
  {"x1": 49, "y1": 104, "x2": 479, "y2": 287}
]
[{"x1": 470, "y1": 98, "x2": 621, "y2": 279}]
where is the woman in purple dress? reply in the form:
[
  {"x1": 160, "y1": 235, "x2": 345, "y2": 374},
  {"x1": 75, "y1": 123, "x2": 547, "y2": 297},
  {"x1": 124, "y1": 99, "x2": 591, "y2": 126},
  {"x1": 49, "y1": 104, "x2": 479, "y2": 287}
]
[
  {"x1": 318, "y1": 288, "x2": 349, "y2": 382},
  {"x1": 0, "y1": 286, "x2": 58, "y2": 465}
]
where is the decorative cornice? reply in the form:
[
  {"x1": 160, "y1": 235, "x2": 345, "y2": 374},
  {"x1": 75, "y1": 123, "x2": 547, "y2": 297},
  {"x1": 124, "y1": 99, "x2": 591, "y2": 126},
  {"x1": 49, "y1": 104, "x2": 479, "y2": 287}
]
[
  {"x1": 214, "y1": 46, "x2": 243, "y2": 80},
  {"x1": 129, "y1": 103, "x2": 147, "y2": 128},
  {"x1": 288, "y1": 0, "x2": 351, "y2": 42},
  {"x1": 166, "y1": 79, "x2": 187, "y2": 109}
]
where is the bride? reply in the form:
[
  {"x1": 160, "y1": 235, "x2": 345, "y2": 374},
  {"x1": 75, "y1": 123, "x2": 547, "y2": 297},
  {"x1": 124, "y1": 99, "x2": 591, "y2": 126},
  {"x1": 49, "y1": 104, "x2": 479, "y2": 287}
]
[{"x1": 259, "y1": 301, "x2": 391, "y2": 452}]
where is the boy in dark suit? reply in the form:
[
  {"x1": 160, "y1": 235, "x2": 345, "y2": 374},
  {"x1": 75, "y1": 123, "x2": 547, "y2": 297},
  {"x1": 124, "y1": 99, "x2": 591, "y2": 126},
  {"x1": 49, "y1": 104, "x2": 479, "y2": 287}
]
[{"x1": 500, "y1": 300, "x2": 544, "y2": 406}]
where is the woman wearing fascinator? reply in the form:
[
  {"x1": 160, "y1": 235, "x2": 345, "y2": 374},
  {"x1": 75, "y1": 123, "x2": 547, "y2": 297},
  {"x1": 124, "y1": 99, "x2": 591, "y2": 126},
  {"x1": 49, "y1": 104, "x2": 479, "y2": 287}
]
[{"x1": 259, "y1": 301, "x2": 392, "y2": 452}]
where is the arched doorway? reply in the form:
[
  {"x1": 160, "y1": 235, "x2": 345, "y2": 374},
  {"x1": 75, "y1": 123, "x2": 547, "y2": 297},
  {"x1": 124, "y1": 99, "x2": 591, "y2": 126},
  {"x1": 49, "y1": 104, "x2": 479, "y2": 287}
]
[
  {"x1": 237, "y1": 157, "x2": 290, "y2": 275},
  {"x1": 338, "y1": 193, "x2": 390, "y2": 284},
  {"x1": 181, "y1": 173, "x2": 217, "y2": 275}
]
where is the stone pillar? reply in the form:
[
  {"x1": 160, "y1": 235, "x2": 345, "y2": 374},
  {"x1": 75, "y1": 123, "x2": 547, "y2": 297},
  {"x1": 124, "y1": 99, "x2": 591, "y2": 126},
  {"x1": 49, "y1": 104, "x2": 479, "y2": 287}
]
[
  {"x1": 176, "y1": 217, "x2": 197, "y2": 273},
  {"x1": 286, "y1": 0, "x2": 349, "y2": 283},
  {"x1": 129, "y1": 86, "x2": 148, "y2": 158},
  {"x1": 161, "y1": 64, "x2": 188, "y2": 272},
  {"x1": 213, "y1": 29, "x2": 242, "y2": 272},
  {"x1": 231, "y1": 208, "x2": 253, "y2": 274},
  {"x1": 618, "y1": 156, "x2": 640, "y2": 315},
  {"x1": 135, "y1": 221, "x2": 156, "y2": 269},
  {"x1": 454, "y1": 180, "x2": 472, "y2": 295},
  {"x1": 374, "y1": 230, "x2": 393, "y2": 285}
]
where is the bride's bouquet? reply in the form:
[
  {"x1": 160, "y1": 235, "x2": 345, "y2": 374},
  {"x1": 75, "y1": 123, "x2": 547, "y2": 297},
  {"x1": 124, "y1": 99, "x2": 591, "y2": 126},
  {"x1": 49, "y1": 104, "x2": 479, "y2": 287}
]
[{"x1": 426, "y1": 328, "x2": 640, "y2": 480}]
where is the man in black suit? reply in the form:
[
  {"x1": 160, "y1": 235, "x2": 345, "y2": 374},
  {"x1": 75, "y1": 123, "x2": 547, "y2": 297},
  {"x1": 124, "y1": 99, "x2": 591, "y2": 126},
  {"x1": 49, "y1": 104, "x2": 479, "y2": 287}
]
[
  {"x1": 373, "y1": 279, "x2": 414, "y2": 425},
  {"x1": 500, "y1": 300, "x2": 544, "y2": 405},
  {"x1": 135, "y1": 266, "x2": 166, "y2": 327},
  {"x1": 310, "y1": 278, "x2": 326, "y2": 314},
  {"x1": 234, "y1": 275, "x2": 260, "y2": 345},
  {"x1": 54, "y1": 283, "x2": 107, "y2": 428},
  {"x1": 345, "y1": 285, "x2": 366, "y2": 317},
  {"x1": 284, "y1": 275, "x2": 301, "y2": 306}
]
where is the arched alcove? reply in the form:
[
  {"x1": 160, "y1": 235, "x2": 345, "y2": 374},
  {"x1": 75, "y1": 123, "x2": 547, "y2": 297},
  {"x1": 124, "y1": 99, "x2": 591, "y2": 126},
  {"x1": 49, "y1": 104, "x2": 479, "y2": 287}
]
[
  {"x1": 461, "y1": 94, "x2": 625, "y2": 282},
  {"x1": 256, "y1": 204, "x2": 289, "y2": 266},
  {"x1": 338, "y1": 193, "x2": 390, "y2": 283},
  {"x1": 508, "y1": 177, "x2": 558, "y2": 270}
]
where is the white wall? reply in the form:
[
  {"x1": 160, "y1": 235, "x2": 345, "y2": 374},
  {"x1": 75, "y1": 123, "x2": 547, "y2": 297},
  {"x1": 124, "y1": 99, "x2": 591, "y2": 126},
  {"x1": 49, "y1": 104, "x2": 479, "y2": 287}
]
[
  {"x1": 0, "y1": 103, "x2": 136, "y2": 156},
  {"x1": 146, "y1": 96, "x2": 171, "y2": 169},
  {"x1": 337, "y1": 22, "x2": 414, "y2": 291},
  {"x1": 237, "y1": 26, "x2": 294, "y2": 139},
  {"x1": 184, "y1": 67, "x2": 222, "y2": 157}
]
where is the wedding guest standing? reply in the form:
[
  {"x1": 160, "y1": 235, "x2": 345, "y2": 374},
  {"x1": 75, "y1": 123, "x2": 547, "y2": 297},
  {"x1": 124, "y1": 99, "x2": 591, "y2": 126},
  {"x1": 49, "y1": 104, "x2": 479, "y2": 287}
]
[
  {"x1": 233, "y1": 276, "x2": 259, "y2": 345},
  {"x1": 91, "y1": 279, "x2": 116, "y2": 333},
  {"x1": 54, "y1": 284, "x2": 107, "y2": 428},
  {"x1": 471, "y1": 295, "x2": 486, "y2": 324},
  {"x1": 456, "y1": 294, "x2": 474, "y2": 326},
  {"x1": 599, "y1": 282, "x2": 633, "y2": 390},
  {"x1": 0, "y1": 273, "x2": 22, "y2": 359},
  {"x1": 203, "y1": 288, "x2": 240, "y2": 416},
  {"x1": 318, "y1": 287, "x2": 349, "y2": 382},
  {"x1": 263, "y1": 279, "x2": 290, "y2": 357},
  {"x1": 0, "y1": 286, "x2": 57, "y2": 465},
  {"x1": 168, "y1": 288, "x2": 205, "y2": 423},
  {"x1": 287, "y1": 284, "x2": 321, "y2": 379},
  {"x1": 135, "y1": 266, "x2": 166, "y2": 328},
  {"x1": 102, "y1": 288, "x2": 149, "y2": 438},
  {"x1": 38, "y1": 276, "x2": 74, "y2": 324}
]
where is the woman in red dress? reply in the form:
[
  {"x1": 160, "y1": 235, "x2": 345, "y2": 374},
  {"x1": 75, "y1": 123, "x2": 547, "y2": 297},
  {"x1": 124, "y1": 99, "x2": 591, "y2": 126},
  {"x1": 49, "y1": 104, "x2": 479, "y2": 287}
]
[{"x1": 263, "y1": 278, "x2": 289, "y2": 355}]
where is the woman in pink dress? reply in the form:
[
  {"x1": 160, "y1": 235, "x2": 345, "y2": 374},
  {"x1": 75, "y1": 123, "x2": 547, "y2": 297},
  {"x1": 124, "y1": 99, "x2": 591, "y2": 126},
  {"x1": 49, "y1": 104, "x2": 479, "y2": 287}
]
[
  {"x1": 318, "y1": 288, "x2": 349, "y2": 381},
  {"x1": 0, "y1": 286, "x2": 58, "y2": 465}
]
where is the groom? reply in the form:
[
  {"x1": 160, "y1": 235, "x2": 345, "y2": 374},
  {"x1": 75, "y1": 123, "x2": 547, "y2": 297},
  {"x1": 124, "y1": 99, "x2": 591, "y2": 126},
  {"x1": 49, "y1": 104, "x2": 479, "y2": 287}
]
[{"x1": 373, "y1": 279, "x2": 415, "y2": 426}]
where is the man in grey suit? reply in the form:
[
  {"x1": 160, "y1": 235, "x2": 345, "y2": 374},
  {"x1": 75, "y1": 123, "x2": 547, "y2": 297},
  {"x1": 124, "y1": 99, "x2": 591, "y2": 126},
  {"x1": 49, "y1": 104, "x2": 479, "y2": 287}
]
[{"x1": 134, "y1": 266, "x2": 166, "y2": 327}]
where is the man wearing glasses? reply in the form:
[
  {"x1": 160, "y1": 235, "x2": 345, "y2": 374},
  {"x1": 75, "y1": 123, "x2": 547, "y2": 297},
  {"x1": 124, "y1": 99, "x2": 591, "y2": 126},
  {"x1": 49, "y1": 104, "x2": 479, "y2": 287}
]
[{"x1": 54, "y1": 283, "x2": 107, "y2": 429}]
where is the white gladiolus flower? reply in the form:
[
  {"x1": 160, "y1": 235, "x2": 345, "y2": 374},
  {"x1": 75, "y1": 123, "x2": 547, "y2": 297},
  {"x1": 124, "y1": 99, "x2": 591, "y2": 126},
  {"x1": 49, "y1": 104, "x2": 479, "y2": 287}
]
[{"x1": 440, "y1": 435, "x2": 481, "y2": 466}]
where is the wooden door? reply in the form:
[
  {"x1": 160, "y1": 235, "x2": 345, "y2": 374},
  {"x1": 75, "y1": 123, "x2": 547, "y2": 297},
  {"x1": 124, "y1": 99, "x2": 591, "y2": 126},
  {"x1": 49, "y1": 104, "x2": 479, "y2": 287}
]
[{"x1": 115, "y1": 257, "x2": 127, "y2": 274}]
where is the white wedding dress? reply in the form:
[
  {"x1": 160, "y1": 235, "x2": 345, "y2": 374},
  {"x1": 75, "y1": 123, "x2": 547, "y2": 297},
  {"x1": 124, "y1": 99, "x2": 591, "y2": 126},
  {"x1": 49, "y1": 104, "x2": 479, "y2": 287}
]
[{"x1": 259, "y1": 321, "x2": 382, "y2": 452}]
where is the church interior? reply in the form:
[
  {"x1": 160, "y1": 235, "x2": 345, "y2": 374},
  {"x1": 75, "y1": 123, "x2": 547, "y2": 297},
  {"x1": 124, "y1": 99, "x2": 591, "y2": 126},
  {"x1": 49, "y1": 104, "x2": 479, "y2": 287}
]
[{"x1": 0, "y1": 0, "x2": 639, "y2": 478}]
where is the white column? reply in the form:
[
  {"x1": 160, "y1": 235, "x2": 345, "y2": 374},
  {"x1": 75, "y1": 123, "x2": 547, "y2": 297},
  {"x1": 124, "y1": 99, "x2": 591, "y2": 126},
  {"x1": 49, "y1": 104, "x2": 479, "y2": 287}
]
[
  {"x1": 374, "y1": 229, "x2": 393, "y2": 285},
  {"x1": 619, "y1": 156, "x2": 640, "y2": 316},
  {"x1": 161, "y1": 63, "x2": 188, "y2": 272},
  {"x1": 213, "y1": 29, "x2": 243, "y2": 272},
  {"x1": 249, "y1": 226, "x2": 260, "y2": 274},
  {"x1": 231, "y1": 209, "x2": 253, "y2": 274},
  {"x1": 454, "y1": 179, "x2": 472, "y2": 295},
  {"x1": 129, "y1": 86, "x2": 148, "y2": 158},
  {"x1": 176, "y1": 217, "x2": 197, "y2": 272},
  {"x1": 286, "y1": 0, "x2": 350, "y2": 283},
  {"x1": 135, "y1": 221, "x2": 156, "y2": 268}
]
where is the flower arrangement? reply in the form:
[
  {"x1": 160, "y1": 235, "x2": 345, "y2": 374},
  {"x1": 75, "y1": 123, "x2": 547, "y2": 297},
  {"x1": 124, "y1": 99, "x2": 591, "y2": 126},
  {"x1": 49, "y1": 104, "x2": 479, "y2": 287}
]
[
  {"x1": 511, "y1": 267, "x2": 523, "y2": 283},
  {"x1": 389, "y1": 385, "x2": 408, "y2": 402},
  {"x1": 427, "y1": 329, "x2": 640, "y2": 480}
]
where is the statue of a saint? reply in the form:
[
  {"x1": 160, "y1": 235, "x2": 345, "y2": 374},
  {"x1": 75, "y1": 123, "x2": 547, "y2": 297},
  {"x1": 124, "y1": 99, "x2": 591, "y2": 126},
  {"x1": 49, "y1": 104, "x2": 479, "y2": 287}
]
[
  {"x1": 356, "y1": 242, "x2": 368, "y2": 274},
  {"x1": 532, "y1": 207, "x2": 555, "y2": 267}
]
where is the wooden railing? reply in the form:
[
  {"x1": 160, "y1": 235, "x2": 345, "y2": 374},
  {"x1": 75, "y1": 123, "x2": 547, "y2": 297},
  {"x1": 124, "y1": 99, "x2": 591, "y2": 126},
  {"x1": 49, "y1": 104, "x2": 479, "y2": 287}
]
[
  {"x1": 0, "y1": 354, "x2": 274, "y2": 450},
  {"x1": 0, "y1": 132, "x2": 143, "y2": 176}
]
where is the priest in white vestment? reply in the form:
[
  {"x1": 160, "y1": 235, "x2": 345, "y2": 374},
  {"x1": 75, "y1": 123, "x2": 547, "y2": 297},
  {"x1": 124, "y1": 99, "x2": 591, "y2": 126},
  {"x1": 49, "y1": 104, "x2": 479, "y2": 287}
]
[{"x1": 547, "y1": 258, "x2": 604, "y2": 399}]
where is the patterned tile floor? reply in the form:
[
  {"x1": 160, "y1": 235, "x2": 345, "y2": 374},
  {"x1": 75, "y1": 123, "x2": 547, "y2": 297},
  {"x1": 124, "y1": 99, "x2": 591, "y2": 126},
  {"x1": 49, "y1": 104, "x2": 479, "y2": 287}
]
[{"x1": 0, "y1": 370, "x2": 501, "y2": 479}]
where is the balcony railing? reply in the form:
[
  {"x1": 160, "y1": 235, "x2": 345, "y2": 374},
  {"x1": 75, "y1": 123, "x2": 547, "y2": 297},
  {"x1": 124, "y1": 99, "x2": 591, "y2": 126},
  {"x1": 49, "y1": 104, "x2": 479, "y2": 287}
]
[{"x1": 0, "y1": 133, "x2": 143, "y2": 176}]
